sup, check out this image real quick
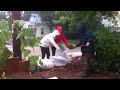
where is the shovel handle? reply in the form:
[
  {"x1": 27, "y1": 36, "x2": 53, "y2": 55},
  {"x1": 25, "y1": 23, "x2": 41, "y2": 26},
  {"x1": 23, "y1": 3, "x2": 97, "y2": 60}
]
[{"x1": 80, "y1": 44, "x2": 86, "y2": 47}]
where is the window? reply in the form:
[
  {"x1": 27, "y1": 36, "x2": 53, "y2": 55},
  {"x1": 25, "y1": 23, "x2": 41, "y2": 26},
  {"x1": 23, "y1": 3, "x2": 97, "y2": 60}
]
[
  {"x1": 41, "y1": 28, "x2": 44, "y2": 34},
  {"x1": 32, "y1": 28, "x2": 37, "y2": 37}
]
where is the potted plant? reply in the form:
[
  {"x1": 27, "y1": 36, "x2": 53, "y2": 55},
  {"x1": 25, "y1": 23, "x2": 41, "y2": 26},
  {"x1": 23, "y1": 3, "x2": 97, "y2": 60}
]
[{"x1": 4, "y1": 20, "x2": 42, "y2": 75}]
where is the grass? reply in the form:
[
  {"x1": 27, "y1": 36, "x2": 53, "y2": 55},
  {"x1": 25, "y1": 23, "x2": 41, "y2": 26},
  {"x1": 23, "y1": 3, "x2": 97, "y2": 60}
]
[{"x1": 68, "y1": 39, "x2": 79, "y2": 45}]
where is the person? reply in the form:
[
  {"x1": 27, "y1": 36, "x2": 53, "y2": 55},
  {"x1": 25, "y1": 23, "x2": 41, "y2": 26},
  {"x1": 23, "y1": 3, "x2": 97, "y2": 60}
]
[
  {"x1": 74, "y1": 24, "x2": 96, "y2": 77},
  {"x1": 39, "y1": 29, "x2": 61, "y2": 59},
  {"x1": 51, "y1": 26, "x2": 69, "y2": 56}
]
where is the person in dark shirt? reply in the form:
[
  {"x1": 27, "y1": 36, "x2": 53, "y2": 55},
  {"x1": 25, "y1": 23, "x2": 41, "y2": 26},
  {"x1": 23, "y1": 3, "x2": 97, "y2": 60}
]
[{"x1": 74, "y1": 24, "x2": 96, "y2": 77}]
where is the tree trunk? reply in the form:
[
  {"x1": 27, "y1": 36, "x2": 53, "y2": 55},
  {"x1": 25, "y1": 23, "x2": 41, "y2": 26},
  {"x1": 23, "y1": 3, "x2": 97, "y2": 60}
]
[{"x1": 11, "y1": 11, "x2": 22, "y2": 60}]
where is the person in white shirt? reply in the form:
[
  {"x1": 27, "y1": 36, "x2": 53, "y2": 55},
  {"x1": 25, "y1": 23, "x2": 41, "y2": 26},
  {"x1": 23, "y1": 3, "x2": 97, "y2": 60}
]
[{"x1": 40, "y1": 30, "x2": 61, "y2": 59}]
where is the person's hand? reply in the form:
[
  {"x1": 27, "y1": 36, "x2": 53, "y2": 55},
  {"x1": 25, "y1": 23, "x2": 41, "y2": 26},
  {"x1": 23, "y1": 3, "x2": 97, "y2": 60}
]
[
  {"x1": 57, "y1": 48, "x2": 61, "y2": 52},
  {"x1": 67, "y1": 45, "x2": 76, "y2": 49},
  {"x1": 86, "y1": 42, "x2": 90, "y2": 46}
]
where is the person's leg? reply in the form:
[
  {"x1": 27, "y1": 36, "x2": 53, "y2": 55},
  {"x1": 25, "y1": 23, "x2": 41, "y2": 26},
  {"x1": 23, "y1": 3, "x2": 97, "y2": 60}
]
[
  {"x1": 81, "y1": 53, "x2": 91, "y2": 77},
  {"x1": 51, "y1": 47, "x2": 56, "y2": 56},
  {"x1": 46, "y1": 47, "x2": 50, "y2": 59},
  {"x1": 40, "y1": 46, "x2": 46, "y2": 59},
  {"x1": 86, "y1": 52, "x2": 95, "y2": 73},
  {"x1": 81, "y1": 53, "x2": 94, "y2": 77}
]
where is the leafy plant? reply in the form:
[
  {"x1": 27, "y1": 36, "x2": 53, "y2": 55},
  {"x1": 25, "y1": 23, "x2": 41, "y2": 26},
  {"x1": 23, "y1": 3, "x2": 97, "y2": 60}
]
[
  {"x1": 54, "y1": 11, "x2": 119, "y2": 32},
  {"x1": 93, "y1": 29, "x2": 120, "y2": 73},
  {"x1": 28, "y1": 56, "x2": 43, "y2": 71},
  {"x1": 14, "y1": 20, "x2": 42, "y2": 70},
  {"x1": 0, "y1": 19, "x2": 13, "y2": 70}
]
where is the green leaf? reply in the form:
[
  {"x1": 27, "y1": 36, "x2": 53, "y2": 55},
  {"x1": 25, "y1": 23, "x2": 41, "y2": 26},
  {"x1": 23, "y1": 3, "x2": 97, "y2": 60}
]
[
  {"x1": 28, "y1": 56, "x2": 39, "y2": 61},
  {"x1": 20, "y1": 43, "x2": 24, "y2": 52},
  {"x1": 23, "y1": 49, "x2": 31, "y2": 57},
  {"x1": 22, "y1": 39, "x2": 29, "y2": 46},
  {"x1": 0, "y1": 39, "x2": 6, "y2": 48},
  {"x1": 3, "y1": 47, "x2": 13, "y2": 59},
  {"x1": 28, "y1": 56, "x2": 39, "y2": 70},
  {"x1": 4, "y1": 31, "x2": 12, "y2": 41},
  {"x1": 16, "y1": 31, "x2": 24, "y2": 40},
  {"x1": 0, "y1": 47, "x2": 13, "y2": 69},
  {"x1": 18, "y1": 20, "x2": 25, "y2": 27},
  {"x1": 29, "y1": 38, "x2": 38, "y2": 47},
  {"x1": 0, "y1": 48, "x2": 4, "y2": 55}
]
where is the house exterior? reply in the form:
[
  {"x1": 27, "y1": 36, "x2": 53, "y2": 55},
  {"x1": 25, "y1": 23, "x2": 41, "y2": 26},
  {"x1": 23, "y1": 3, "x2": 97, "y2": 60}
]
[{"x1": 24, "y1": 14, "x2": 51, "y2": 38}]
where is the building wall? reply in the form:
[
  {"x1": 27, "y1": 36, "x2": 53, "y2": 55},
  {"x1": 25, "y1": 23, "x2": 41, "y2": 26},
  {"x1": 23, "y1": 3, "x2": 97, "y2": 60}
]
[{"x1": 36, "y1": 24, "x2": 50, "y2": 38}]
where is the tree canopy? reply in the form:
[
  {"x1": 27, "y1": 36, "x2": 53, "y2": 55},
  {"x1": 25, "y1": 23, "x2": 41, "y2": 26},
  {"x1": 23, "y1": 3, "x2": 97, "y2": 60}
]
[{"x1": 54, "y1": 11, "x2": 119, "y2": 32}]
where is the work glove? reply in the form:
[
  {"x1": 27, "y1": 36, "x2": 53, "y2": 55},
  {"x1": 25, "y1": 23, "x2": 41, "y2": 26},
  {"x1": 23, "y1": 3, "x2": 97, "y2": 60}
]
[{"x1": 67, "y1": 45, "x2": 74, "y2": 49}]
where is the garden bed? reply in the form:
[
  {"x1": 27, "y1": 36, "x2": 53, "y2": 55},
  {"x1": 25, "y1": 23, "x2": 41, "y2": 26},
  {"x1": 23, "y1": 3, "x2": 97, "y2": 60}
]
[{"x1": 7, "y1": 57, "x2": 120, "y2": 79}]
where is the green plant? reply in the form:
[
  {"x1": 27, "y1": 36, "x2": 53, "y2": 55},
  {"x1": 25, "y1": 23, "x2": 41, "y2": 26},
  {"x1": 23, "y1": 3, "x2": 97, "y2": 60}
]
[
  {"x1": 0, "y1": 19, "x2": 13, "y2": 71},
  {"x1": 93, "y1": 29, "x2": 120, "y2": 73},
  {"x1": 15, "y1": 20, "x2": 42, "y2": 70}
]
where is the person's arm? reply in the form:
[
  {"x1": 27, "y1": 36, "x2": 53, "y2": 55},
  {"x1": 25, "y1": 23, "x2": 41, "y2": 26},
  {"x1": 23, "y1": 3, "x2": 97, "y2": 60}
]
[
  {"x1": 60, "y1": 33, "x2": 69, "y2": 47},
  {"x1": 49, "y1": 37, "x2": 60, "y2": 50},
  {"x1": 86, "y1": 32, "x2": 96, "y2": 45},
  {"x1": 75, "y1": 40, "x2": 85, "y2": 47}
]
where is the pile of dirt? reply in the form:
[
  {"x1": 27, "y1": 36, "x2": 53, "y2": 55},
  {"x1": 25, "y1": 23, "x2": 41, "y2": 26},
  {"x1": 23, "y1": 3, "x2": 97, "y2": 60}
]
[{"x1": 7, "y1": 57, "x2": 120, "y2": 79}]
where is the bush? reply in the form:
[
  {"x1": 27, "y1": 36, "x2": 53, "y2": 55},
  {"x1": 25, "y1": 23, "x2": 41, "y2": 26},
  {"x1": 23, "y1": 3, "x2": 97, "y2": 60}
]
[{"x1": 92, "y1": 29, "x2": 120, "y2": 73}]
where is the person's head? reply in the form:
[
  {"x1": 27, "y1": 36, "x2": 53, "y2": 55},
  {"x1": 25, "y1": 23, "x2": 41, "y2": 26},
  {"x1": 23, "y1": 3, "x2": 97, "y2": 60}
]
[
  {"x1": 77, "y1": 24, "x2": 87, "y2": 33},
  {"x1": 57, "y1": 26, "x2": 63, "y2": 33}
]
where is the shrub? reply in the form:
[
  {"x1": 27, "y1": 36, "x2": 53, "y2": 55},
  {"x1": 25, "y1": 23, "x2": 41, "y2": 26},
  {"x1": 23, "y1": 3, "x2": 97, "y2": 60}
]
[{"x1": 92, "y1": 29, "x2": 120, "y2": 73}]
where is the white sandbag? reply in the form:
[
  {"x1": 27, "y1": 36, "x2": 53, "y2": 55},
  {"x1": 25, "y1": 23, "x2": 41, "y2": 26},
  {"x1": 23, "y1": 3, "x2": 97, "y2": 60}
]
[
  {"x1": 67, "y1": 52, "x2": 82, "y2": 57},
  {"x1": 50, "y1": 56, "x2": 68, "y2": 67},
  {"x1": 50, "y1": 49, "x2": 69, "y2": 67},
  {"x1": 37, "y1": 59, "x2": 54, "y2": 69},
  {"x1": 37, "y1": 45, "x2": 82, "y2": 70}
]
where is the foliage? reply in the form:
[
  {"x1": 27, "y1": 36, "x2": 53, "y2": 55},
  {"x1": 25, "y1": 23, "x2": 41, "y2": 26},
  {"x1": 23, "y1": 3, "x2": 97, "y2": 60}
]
[
  {"x1": 54, "y1": 11, "x2": 119, "y2": 32},
  {"x1": 0, "y1": 19, "x2": 13, "y2": 70},
  {"x1": 39, "y1": 11, "x2": 57, "y2": 29},
  {"x1": 93, "y1": 29, "x2": 120, "y2": 73},
  {"x1": 28, "y1": 56, "x2": 39, "y2": 70},
  {"x1": 68, "y1": 39, "x2": 79, "y2": 45},
  {"x1": 28, "y1": 56, "x2": 43, "y2": 70},
  {"x1": 15, "y1": 20, "x2": 42, "y2": 70}
]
